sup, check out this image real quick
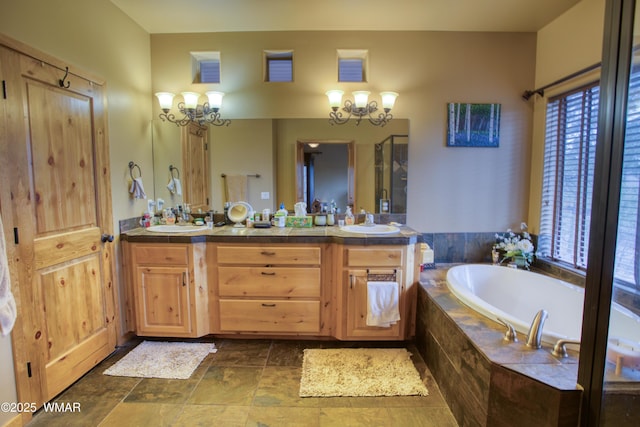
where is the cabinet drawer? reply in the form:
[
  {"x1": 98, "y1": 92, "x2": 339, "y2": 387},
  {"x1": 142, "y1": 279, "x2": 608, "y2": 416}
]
[
  {"x1": 134, "y1": 245, "x2": 189, "y2": 265},
  {"x1": 218, "y1": 267, "x2": 320, "y2": 298},
  {"x1": 346, "y1": 248, "x2": 403, "y2": 267},
  {"x1": 217, "y1": 246, "x2": 321, "y2": 265},
  {"x1": 219, "y1": 300, "x2": 320, "y2": 333}
]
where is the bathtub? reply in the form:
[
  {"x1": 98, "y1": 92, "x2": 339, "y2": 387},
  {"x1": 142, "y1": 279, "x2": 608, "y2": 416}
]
[{"x1": 446, "y1": 264, "x2": 640, "y2": 359}]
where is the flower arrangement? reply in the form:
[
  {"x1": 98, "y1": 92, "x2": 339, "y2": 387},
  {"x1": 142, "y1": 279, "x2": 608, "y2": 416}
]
[{"x1": 493, "y1": 222, "x2": 535, "y2": 269}]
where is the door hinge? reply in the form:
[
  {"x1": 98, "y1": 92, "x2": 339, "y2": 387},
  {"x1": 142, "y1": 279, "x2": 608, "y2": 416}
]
[
  {"x1": 13, "y1": 227, "x2": 18, "y2": 244},
  {"x1": 207, "y1": 197, "x2": 209, "y2": 205},
  {"x1": 27, "y1": 362, "x2": 32, "y2": 378},
  {"x1": 2, "y1": 80, "x2": 6, "y2": 99},
  {"x1": 205, "y1": 143, "x2": 208, "y2": 150}
]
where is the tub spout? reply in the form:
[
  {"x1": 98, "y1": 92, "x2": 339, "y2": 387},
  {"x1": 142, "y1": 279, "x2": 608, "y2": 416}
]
[{"x1": 525, "y1": 309, "x2": 548, "y2": 349}]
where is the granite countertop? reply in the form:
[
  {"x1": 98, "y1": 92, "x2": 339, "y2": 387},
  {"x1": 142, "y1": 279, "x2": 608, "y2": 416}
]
[{"x1": 121, "y1": 223, "x2": 421, "y2": 245}]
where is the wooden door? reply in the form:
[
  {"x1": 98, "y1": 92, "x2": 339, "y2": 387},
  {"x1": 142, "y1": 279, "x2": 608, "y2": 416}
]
[
  {"x1": 0, "y1": 39, "x2": 116, "y2": 408},
  {"x1": 135, "y1": 266, "x2": 192, "y2": 336},
  {"x1": 182, "y1": 123, "x2": 210, "y2": 211}
]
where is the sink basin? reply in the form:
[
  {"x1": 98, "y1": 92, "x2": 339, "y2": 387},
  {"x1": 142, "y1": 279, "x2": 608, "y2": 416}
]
[
  {"x1": 340, "y1": 224, "x2": 400, "y2": 235},
  {"x1": 146, "y1": 224, "x2": 205, "y2": 233}
]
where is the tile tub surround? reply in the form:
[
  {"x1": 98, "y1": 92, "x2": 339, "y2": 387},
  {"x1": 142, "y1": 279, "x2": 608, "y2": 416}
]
[{"x1": 415, "y1": 266, "x2": 582, "y2": 427}]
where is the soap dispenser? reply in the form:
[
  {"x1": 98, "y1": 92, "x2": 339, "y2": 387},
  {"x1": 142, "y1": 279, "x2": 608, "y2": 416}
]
[{"x1": 345, "y1": 206, "x2": 355, "y2": 225}]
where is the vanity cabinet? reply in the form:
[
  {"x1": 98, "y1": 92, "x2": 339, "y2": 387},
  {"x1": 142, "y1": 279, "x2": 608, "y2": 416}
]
[
  {"x1": 337, "y1": 245, "x2": 417, "y2": 340},
  {"x1": 128, "y1": 243, "x2": 209, "y2": 337},
  {"x1": 213, "y1": 244, "x2": 329, "y2": 335}
]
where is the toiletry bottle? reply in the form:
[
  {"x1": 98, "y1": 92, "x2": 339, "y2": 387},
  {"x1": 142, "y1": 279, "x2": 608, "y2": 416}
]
[
  {"x1": 345, "y1": 206, "x2": 355, "y2": 225},
  {"x1": 224, "y1": 202, "x2": 231, "y2": 224},
  {"x1": 276, "y1": 203, "x2": 288, "y2": 217}
]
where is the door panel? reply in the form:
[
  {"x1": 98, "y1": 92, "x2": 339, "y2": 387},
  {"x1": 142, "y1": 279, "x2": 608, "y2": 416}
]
[{"x1": 27, "y1": 81, "x2": 97, "y2": 234}]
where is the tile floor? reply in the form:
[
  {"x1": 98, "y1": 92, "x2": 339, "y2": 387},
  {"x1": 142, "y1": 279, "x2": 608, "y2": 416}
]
[{"x1": 28, "y1": 338, "x2": 457, "y2": 427}]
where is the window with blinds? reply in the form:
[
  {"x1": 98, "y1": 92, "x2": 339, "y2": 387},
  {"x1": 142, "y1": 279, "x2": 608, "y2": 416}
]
[
  {"x1": 264, "y1": 50, "x2": 293, "y2": 82},
  {"x1": 540, "y1": 83, "x2": 599, "y2": 270},
  {"x1": 191, "y1": 52, "x2": 221, "y2": 84},
  {"x1": 540, "y1": 68, "x2": 640, "y2": 288}
]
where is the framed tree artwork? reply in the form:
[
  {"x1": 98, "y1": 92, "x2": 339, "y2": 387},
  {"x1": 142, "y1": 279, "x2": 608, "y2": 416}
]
[{"x1": 447, "y1": 103, "x2": 501, "y2": 147}]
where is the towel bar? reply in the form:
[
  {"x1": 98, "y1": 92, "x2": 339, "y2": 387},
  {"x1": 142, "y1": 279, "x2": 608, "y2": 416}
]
[
  {"x1": 366, "y1": 269, "x2": 397, "y2": 282},
  {"x1": 221, "y1": 173, "x2": 261, "y2": 178}
]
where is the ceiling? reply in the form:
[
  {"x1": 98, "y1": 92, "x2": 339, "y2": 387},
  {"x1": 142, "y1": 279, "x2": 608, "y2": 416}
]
[{"x1": 110, "y1": 0, "x2": 582, "y2": 34}]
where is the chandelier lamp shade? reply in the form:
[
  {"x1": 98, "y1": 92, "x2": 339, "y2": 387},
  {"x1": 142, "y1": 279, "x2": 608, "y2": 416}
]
[
  {"x1": 155, "y1": 91, "x2": 231, "y2": 127},
  {"x1": 326, "y1": 90, "x2": 398, "y2": 126}
]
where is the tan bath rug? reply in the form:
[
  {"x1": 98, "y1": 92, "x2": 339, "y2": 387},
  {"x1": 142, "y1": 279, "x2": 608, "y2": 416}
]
[
  {"x1": 299, "y1": 348, "x2": 428, "y2": 397},
  {"x1": 103, "y1": 341, "x2": 216, "y2": 379}
]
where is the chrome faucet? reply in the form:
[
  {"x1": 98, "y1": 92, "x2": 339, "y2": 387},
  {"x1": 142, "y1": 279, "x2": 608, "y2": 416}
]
[
  {"x1": 551, "y1": 339, "x2": 581, "y2": 358},
  {"x1": 364, "y1": 212, "x2": 375, "y2": 226},
  {"x1": 496, "y1": 317, "x2": 518, "y2": 342},
  {"x1": 525, "y1": 309, "x2": 548, "y2": 349}
]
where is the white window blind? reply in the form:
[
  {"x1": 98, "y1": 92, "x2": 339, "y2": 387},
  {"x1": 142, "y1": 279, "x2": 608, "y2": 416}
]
[
  {"x1": 200, "y1": 60, "x2": 220, "y2": 83},
  {"x1": 540, "y1": 68, "x2": 640, "y2": 287},
  {"x1": 540, "y1": 82, "x2": 599, "y2": 270},
  {"x1": 339, "y1": 58, "x2": 364, "y2": 82},
  {"x1": 616, "y1": 64, "x2": 640, "y2": 285}
]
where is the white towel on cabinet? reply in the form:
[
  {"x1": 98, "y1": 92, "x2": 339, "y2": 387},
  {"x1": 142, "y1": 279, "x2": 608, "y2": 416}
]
[
  {"x1": 167, "y1": 178, "x2": 183, "y2": 196},
  {"x1": 129, "y1": 177, "x2": 147, "y2": 199},
  {"x1": 366, "y1": 281, "x2": 400, "y2": 327},
  {"x1": 0, "y1": 213, "x2": 17, "y2": 336}
]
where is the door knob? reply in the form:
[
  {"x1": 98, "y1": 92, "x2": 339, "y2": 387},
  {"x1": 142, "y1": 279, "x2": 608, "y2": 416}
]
[{"x1": 101, "y1": 234, "x2": 114, "y2": 243}]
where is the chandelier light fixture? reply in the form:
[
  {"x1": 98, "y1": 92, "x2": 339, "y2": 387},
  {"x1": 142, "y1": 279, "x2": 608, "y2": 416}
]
[
  {"x1": 326, "y1": 90, "x2": 398, "y2": 127},
  {"x1": 155, "y1": 91, "x2": 231, "y2": 127}
]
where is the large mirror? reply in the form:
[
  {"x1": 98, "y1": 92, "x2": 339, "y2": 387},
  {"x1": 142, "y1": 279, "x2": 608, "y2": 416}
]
[{"x1": 151, "y1": 118, "x2": 409, "y2": 215}]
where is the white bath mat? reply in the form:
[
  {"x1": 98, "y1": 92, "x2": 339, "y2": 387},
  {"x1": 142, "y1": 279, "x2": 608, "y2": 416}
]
[
  {"x1": 103, "y1": 341, "x2": 217, "y2": 379},
  {"x1": 299, "y1": 348, "x2": 429, "y2": 397}
]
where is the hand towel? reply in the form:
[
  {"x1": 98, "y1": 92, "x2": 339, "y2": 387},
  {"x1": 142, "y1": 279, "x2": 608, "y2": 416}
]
[
  {"x1": 167, "y1": 177, "x2": 183, "y2": 196},
  {"x1": 129, "y1": 177, "x2": 147, "y2": 199},
  {"x1": 225, "y1": 175, "x2": 247, "y2": 203},
  {"x1": 366, "y1": 281, "x2": 400, "y2": 327},
  {"x1": 0, "y1": 214, "x2": 17, "y2": 336}
]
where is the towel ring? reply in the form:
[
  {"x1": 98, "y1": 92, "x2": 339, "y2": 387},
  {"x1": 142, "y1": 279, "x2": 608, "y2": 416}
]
[
  {"x1": 128, "y1": 161, "x2": 142, "y2": 179},
  {"x1": 169, "y1": 165, "x2": 180, "y2": 179}
]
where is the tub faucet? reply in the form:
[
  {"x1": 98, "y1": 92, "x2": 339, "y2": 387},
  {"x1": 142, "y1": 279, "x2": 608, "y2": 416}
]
[
  {"x1": 525, "y1": 309, "x2": 548, "y2": 349},
  {"x1": 551, "y1": 339, "x2": 581, "y2": 358},
  {"x1": 496, "y1": 318, "x2": 518, "y2": 342}
]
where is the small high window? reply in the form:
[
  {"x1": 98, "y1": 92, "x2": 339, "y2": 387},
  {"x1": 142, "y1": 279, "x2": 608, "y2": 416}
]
[
  {"x1": 264, "y1": 50, "x2": 293, "y2": 82},
  {"x1": 191, "y1": 51, "x2": 221, "y2": 84},
  {"x1": 337, "y1": 49, "x2": 368, "y2": 82}
]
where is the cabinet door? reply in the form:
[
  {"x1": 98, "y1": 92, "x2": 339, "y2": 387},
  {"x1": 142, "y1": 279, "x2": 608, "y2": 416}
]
[
  {"x1": 135, "y1": 266, "x2": 192, "y2": 336},
  {"x1": 345, "y1": 269, "x2": 403, "y2": 339}
]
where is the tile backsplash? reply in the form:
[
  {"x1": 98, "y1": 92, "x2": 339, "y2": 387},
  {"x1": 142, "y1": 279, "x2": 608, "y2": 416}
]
[{"x1": 422, "y1": 232, "x2": 497, "y2": 264}]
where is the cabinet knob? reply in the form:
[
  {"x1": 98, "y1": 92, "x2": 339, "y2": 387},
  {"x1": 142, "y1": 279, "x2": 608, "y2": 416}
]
[{"x1": 101, "y1": 234, "x2": 114, "y2": 243}]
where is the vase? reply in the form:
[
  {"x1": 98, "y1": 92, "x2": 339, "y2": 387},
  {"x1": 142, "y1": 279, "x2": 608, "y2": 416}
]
[{"x1": 512, "y1": 255, "x2": 527, "y2": 268}]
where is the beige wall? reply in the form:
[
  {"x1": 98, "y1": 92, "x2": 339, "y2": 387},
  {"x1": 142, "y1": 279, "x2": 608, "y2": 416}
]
[
  {"x1": 151, "y1": 31, "x2": 537, "y2": 232},
  {"x1": 0, "y1": 0, "x2": 151, "y2": 421},
  {"x1": 527, "y1": 0, "x2": 606, "y2": 234}
]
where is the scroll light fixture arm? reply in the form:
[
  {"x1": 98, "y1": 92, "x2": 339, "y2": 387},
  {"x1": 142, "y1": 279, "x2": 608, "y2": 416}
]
[
  {"x1": 326, "y1": 90, "x2": 398, "y2": 127},
  {"x1": 329, "y1": 100, "x2": 394, "y2": 127}
]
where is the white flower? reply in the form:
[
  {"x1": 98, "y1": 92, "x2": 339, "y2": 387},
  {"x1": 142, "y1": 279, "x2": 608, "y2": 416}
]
[{"x1": 517, "y1": 239, "x2": 534, "y2": 254}]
